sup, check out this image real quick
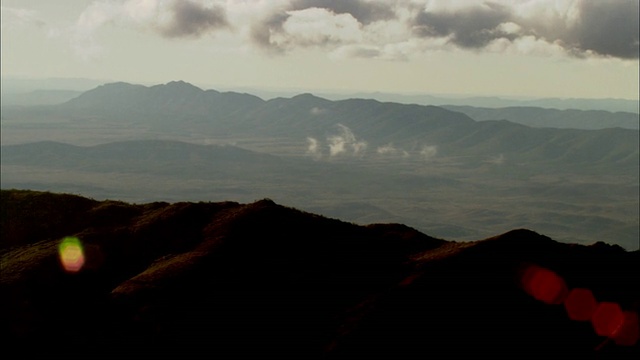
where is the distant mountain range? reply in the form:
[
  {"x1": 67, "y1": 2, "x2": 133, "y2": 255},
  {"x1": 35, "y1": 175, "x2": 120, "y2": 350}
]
[
  {"x1": 3, "y1": 81, "x2": 638, "y2": 129},
  {"x1": 443, "y1": 105, "x2": 639, "y2": 130},
  {"x1": 1, "y1": 81, "x2": 638, "y2": 249},
  {"x1": 316, "y1": 91, "x2": 640, "y2": 114},
  {"x1": 3, "y1": 76, "x2": 638, "y2": 113},
  {"x1": 58, "y1": 81, "x2": 640, "y2": 133},
  {"x1": 1, "y1": 189, "x2": 638, "y2": 359},
  {"x1": 48, "y1": 81, "x2": 640, "y2": 164}
]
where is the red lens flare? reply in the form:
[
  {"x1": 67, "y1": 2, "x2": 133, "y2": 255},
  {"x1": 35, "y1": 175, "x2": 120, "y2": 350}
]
[
  {"x1": 612, "y1": 311, "x2": 639, "y2": 347},
  {"x1": 564, "y1": 288, "x2": 598, "y2": 322},
  {"x1": 519, "y1": 263, "x2": 637, "y2": 347},
  {"x1": 520, "y1": 265, "x2": 568, "y2": 305},
  {"x1": 592, "y1": 302, "x2": 625, "y2": 338}
]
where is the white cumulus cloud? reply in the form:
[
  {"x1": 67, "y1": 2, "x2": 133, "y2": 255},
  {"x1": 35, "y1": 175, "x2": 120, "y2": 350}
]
[
  {"x1": 328, "y1": 124, "x2": 368, "y2": 157},
  {"x1": 377, "y1": 143, "x2": 410, "y2": 157},
  {"x1": 306, "y1": 137, "x2": 322, "y2": 160},
  {"x1": 420, "y1": 145, "x2": 438, "y2": 160}
]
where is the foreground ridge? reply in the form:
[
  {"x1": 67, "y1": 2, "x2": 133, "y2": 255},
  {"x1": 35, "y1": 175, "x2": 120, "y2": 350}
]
[{"x1": 1, "y1": 190, "x2": 638, "y2": 359}]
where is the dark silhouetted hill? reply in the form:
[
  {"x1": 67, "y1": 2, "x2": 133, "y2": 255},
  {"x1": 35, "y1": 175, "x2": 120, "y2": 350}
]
[{"x1": 1, "y1": 190, "x2": 637, "y2": 359}]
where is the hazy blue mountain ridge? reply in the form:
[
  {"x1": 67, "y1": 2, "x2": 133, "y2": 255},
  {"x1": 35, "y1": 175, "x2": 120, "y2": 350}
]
[
  {"x1": 3, "y1": 76, "x2": 637, "y2": 113},
  {"x1": 62, "y1": 81, "x2": 265, "y2": 124},
  {"x1": 3, "y1": 81, "x2": 636, "y2": 171},
  {"x1": 443, "y1": 105, "x2": 639, "y2": 130},
  {"x1": 3, "y1": 81, "x2": 638, "y2": 173},
  {"x1": 320, "y1": 91, "x2": 639, "y2": 113}
]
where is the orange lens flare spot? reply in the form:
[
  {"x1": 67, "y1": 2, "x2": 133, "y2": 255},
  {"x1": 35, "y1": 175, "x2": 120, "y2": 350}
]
[
  {"x1": 612, "y1": 311, "x2": 640, "y2": 346},
  {"x1": 58, "y1": 236, "x2": 85, "y2": 273},
  {"x1": 564, "y1": 288, "x2": 598, "y2": 321},
  {"x1": 592, "y1": 302, "x2": 625, "y2": 338},
  {"x1": 521, "y1": 265, "x2": 568, "y2": 305}
]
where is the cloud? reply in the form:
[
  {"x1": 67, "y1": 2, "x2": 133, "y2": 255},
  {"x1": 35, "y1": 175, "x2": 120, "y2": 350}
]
[
  {"x1": 420, "y1": 145, "x2": 438, "y2": 160},
  {"x1": 249, "y1": 12, "x2": 289, "y2": 53},
  {"x1": 299, "y1": 124, "x2": 367, "y2": 157},
  {"x1": 69, "y1": 0, "x2": 230, "y2": 58},
  {"x1": 377, "y1": 143, "x2": 410, "y2": 157},
  {"x1": 71, "y1": 1, "x2": 132, "y2": 59},
  {"x1": 306, "y1": 137, "x2": 322, "y2": 160},
  {"x1": 377, "y1": 143, "x2": 398, "y2": 155},
  {"x1": 306, "y1": 130, "x2": 440, "y2": 161},
  {"x1": 252, "y1": 7, "x2": 364, "y2": 52},
  {"x1": 486, "y1": 154, "x2": 505, "y2": 165},
  {"x1": 310, "y1": 107, "x2": 326, "y2": 115},
  {"x1": 62, "y1": 0, "x2": 236, "y2": 60},
  {"x1": 158, "y1": 0, "x2": 229, "y2": 38},
  {"x1": 412, "y1": 0, "x2": 639, "y2": 59},
  {"x1": 413, "y1": 2, "x2": 515, "y2": 49},
  {"x1": 559, "y1": 0, "x2": 639, "y2": 59},
  {"x1": 249, "y1": 0, "x2": 399, "y2": 53},
  {"x1": 327, "y1": 124, "x2": 368, "y2": 157},
  {"x1": 247, "y1": 0, "x2": 639, "y2": 59},
  {"x1": 66, "y1": 0, "x2": 638, "y2": 61},
  {"x1": 290, "y1": 0, "x2": 396, "y2": 25}
]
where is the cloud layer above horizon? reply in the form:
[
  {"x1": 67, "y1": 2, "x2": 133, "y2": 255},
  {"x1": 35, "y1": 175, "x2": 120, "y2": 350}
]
[{"x1": 3, "y1": 0, "x2": 638, "y2": 61}]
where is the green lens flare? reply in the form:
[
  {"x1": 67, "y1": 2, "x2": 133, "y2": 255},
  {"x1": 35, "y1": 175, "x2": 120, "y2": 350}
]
[{"x1": 58, "y1": 236, "x2": 85, "y2": 273}]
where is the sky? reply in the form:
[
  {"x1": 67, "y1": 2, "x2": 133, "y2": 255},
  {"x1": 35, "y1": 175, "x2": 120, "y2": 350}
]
[{"x1": 1, "y1": 0, "x2": 639, "y2": 99}]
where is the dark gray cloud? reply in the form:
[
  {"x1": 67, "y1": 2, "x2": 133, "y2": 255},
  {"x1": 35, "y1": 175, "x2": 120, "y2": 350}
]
[
  {"x1": 413, "y1": 2, "x2": 514, "y2": 48},
  {"x1": 412, "y1": 0, "x2": 639, "y2": 59},
  {"x1": 159, "y1": 0, "x2": 229, "y2": 38},
  {"x1": 250, "y1": 12, "x2": 290, "y2": 53},
  {"x1": 291, "y1": 0, "x2": 395, "y2": 25},
  {"x1": 564, "y1": 0, "x2": 639, "y2": 59},
  {"x1": 134, "y1": 0, "x2": 637, "y2": 60}
]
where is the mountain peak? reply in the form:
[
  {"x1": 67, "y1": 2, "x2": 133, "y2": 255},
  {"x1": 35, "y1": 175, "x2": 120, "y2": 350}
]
[
  {"x1": 91, "y1": 81, "x2": 146, "y2": 91},
  {"x1": 291, "y1": 92, "x2": 327, "y2": 101},
  {"x1": 154, "y1": 80, "x2": 203, "y2": 93},
  {"x1": 63, "y1": 81, "x2": 147, "y2": 107}
]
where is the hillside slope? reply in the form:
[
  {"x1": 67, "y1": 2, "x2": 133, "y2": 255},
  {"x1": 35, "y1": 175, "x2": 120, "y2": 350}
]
[
  {"x1": 2, "y1": 138, "x2": 638, "y2": 250},
  {"x1": 1, "y1": 190, "x2": 637, "y2": 359}
]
